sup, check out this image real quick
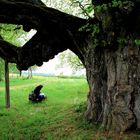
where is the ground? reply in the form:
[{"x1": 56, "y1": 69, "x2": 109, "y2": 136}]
[{"x1": 0, "y1": 75, "x2": 140, "y2": 140}]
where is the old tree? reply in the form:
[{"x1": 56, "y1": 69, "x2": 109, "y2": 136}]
[{"x1": 0, "y1": 0, "x2": 140, "y2": 132}]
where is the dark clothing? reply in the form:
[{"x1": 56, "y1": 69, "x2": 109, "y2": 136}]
[
  {"x1": 29, "y1": 85, "x2": 46, "y2": 102},
  {"x1": 33, "y1": 85, "x2": 43, "y2": 97}
]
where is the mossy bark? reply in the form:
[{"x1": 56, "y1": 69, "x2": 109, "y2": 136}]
[
  {"x1": 84, "y1": 38, "x2": 140, "y2": 132},
  {"x1": 83, "y1": 1, "x2": 140, "y2": 132}
]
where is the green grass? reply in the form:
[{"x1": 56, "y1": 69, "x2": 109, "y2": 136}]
[
  {"x1": 1, "y1": 75, "x2": 139, "y2": 140},
  {"x1": 0, "y1": 75, "x2": 96, "y2": 140}
]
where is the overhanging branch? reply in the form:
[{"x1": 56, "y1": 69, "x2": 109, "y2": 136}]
[
  {"x1": 0, "y1": 0, "x2": 97, "y2": 70},
  {"x1": 0, "y1": 38, "x2": 18, "y2": 63},
  {"x1": 0, "y1": 0, "x2": 87, "y2": 32}
]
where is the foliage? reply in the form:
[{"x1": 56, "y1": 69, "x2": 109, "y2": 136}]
[
  {"x1": 0, "y1": 24, "x2": 37, "y2": 79},
  {"x1": 78, "y1": 0, "x2": 125, "y2": 48},
  {"x1": 0, "y1": 24, "x2": 24, "y2": 46},
  {"x1": 79, "y1": 22, "x2": 100, "y2": 35},
  {"x1": 135, "y1": 39, "x2": 140, "y2": 46},
  {"x1": 71, "y1": 0, "x2": 94, "y2": 18},
  {"x1": 0, "y1": 24, "x2": 26, "y2": 80},
  {"x1": 56, "y1": 50, "x2": 85, "y2": 74},
  {"x1": 111, "y1": 0, "x2": 122, "y2": 8},
  {"x1": 94, "y1": 3, "x2": 108, "y2": 12}
]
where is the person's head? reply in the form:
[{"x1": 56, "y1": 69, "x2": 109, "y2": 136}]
[{"x1": 33, "y1": 85, "x2": 43, "y2": 94}]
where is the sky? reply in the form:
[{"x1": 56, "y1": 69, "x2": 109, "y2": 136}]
[{"x1": 34, "y1": 56, "x2": 86, "y2": 76}]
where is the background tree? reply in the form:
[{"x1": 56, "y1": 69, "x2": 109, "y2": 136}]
[
  {"x1": 56, "y1": 50, "x2": 85, "y2": 75},
  {"x1": 27, "y1": 65, "x2": 38, "y2": 79}
]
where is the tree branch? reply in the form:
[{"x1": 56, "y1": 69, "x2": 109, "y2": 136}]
[
  {"x1": 0, "y1": 0, "x2": 86, "y2": 32},
  {"x1": 0, "y1": 0, "x2": 97, "y2": 70},
  {"x1": 0, "y1": 38, "x2": 18, "y2": 63}
]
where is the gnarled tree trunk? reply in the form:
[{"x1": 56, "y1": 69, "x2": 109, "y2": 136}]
[
  {"x1": 83, "y1": 37, "x2": 140, "y2": 132},
  {"x1": 84, "y1": 0, "x2": 140, "y2": 132},
  {"x1": 102, "y1": 43, "x2": 139, "y2": 132}
]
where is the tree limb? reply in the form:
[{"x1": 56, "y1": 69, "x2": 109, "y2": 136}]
[
  {"x1": 0, "y1": 0, "x2": 86, "y2": 32},
  {"x1": 0, "y1": 0, "x2": 98, "y2": 70},
  {"x1": 0, "y1": 38, "x2": 18, "y2": 63}
]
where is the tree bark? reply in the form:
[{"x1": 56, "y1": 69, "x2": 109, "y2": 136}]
[
  {"x1": 5, "y1": 60, "x2": 10, "y2": 108},
  {"x1": 84, "y1": 0, "x2": 140, "y2": 132},
  {"x1": 82, "y1": 36, "x2": 140, "y2": 132},
  {"x1": 28, "y1": 67, "x2": 32, "y2": 79},
  {"x1": 84, "y1": 43, "x2": 107, "y2": 122}
]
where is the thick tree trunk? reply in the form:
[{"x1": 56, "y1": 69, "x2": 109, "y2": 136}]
[
  {"x1": 103, "y1": 43, "x2": 140, "y2": 131},
  {"x1": 83, "y1": 0, "x2": 140, "y2": 132},
  {"x1": 85, "y1": 46, "x2": 107, "y2": 122},
  {"x1": 84, "y1": 37, "x2": 140, "y2": 132}
]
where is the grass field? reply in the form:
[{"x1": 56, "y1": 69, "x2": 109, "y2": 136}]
[
  {"x1": 0, "y1": 75, "x2": 97, "y2": 140},
  {"x1": 0, "y1": 75, "x2": 140, "y2": 140}
]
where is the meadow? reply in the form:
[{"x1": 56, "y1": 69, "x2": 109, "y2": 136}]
[
  {"x1": 0, "y1": 75, "x2": 96, "y2": 140},
  {"x1": 0, "y1": 75, "x2": 140, "y2": 140}
]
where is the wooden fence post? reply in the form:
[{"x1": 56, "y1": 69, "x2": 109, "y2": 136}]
[{"x1": 5, "y1": 60, "x2": 10, "y2": 108}]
